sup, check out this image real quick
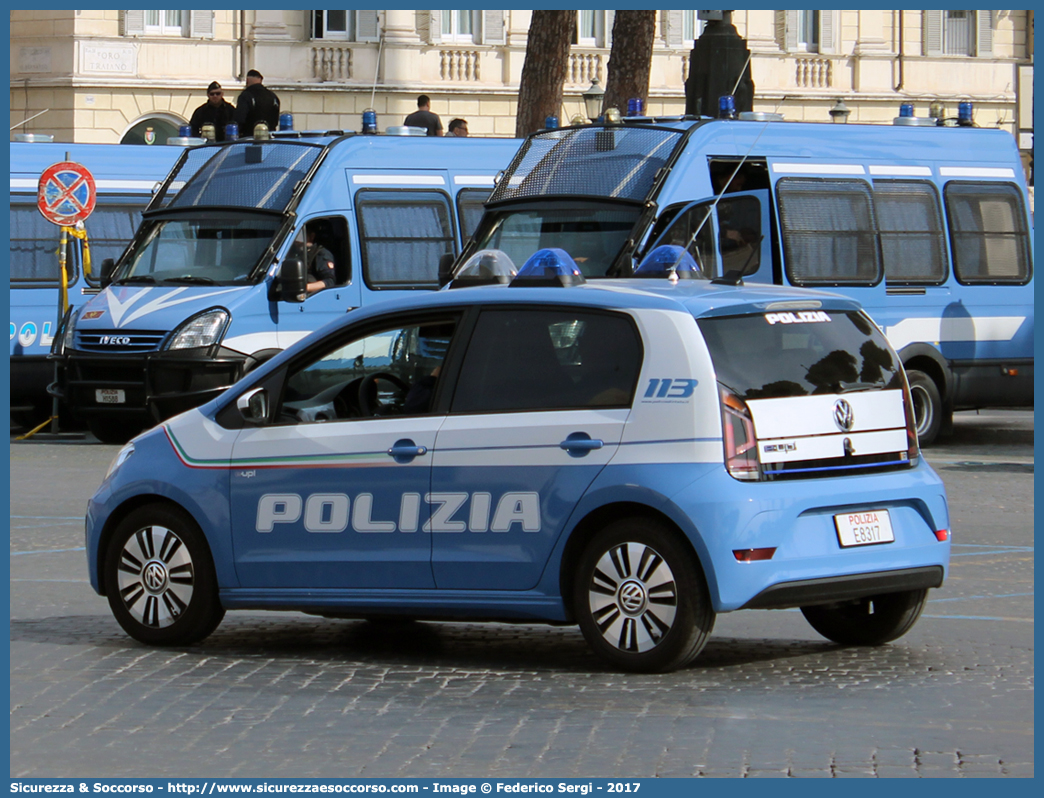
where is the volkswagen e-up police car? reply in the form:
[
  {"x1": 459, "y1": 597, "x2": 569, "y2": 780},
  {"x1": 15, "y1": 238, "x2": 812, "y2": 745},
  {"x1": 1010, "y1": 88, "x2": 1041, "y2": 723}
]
[{"x1": 87, "y1": 248, "x2": 951, "y2": 672}]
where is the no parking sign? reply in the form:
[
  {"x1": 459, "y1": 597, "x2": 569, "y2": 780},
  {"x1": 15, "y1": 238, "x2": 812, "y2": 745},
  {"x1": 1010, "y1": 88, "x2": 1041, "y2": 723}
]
[{"x1": 37, "y1": 161, "x2": 97, "y2": 225}]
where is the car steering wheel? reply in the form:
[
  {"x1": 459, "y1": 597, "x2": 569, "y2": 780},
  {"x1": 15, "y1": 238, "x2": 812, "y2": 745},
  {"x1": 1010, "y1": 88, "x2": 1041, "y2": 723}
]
[{"x1": 358, "y1": 372, "x2": 410, "y2": 417}]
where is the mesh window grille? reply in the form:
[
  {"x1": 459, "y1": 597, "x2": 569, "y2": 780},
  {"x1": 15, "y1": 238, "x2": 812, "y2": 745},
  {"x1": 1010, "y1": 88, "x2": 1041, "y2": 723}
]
[
  {"x1": 945, "y1": 182, "x2": 1030, "y2": 284},
  {"x1": 777, "y1": 178, "x2": 881, "y2": 285},
  {"x1": 874, "y1": 181, "x2": 947, "y2": 284},
  {"x1": 358, "y1": 193, "x2": 454, "y2": 289},
  {"x1": 488, "y1": 127, "x2": 683, "y2": 204}
]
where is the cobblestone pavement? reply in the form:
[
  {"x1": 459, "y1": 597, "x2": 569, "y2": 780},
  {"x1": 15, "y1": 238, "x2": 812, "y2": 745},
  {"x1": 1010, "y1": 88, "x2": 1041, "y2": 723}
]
[{"x1": 9, "y1": 410, "x2": 1033, "y2": 778}]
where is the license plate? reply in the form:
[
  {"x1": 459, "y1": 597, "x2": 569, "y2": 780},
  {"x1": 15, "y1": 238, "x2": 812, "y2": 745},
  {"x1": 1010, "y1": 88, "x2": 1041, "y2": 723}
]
[
  {"x1": 95, "y1": 389, "x2": 126, "y2": 405},
  {"x1": 834, "y1": 509, "x2": 895, "y2": 547}
]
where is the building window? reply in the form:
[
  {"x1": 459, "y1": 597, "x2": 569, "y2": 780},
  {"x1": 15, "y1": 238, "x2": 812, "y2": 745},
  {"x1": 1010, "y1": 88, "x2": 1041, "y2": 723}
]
[
  {"x1": 441, "y1": 10, "x2": 476, "y2": 42},
  {"x1": 144, "y1": 10, "x2": 183, "y2": 36},
  {"x1": 796, "y1": 10, "x2": 819, "y2": 51},
  {"x1": 924, "y1": 10, "x2": 992, "y2": 57},
  {"x1": 313, "y1": 10, "x2": 353, "y2": 41},
  {"x1": 573, "y1": 10, "x2": 612, "y2": 47},
  {"x1": 782, "y1": 10, "x2": 835, "y2": 54},
  {"x1": 682, "y1": 11, "x2": 704, "y2": 43}
]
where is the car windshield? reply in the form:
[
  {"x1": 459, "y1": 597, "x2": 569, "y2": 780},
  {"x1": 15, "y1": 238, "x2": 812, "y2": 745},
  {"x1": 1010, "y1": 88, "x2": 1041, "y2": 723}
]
[
  {"x1": 116, "y1": 212, "x2": 282, "y2": 285},
  {"x1": 470, "y1": 201, "x2": 642, "y2": 277}
]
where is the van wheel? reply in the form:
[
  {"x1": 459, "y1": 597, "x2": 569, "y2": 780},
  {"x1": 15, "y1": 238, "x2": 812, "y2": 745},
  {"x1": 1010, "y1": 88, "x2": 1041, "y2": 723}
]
[
  {"x1": 573, "y1": 518, "x2": 714, "y2": 673},
  {"x1": 907, "y1": 370, "x2": 942, "y2": 445},
  {"x1": 89, "y1": 418, "x2": 140, "y2": 445},
  {"x1": 104, "y1": 504, "x2": 224, "y2": 645},
  {"x1": 800, "y1": 589, "x2": 928, "y2": 646}
]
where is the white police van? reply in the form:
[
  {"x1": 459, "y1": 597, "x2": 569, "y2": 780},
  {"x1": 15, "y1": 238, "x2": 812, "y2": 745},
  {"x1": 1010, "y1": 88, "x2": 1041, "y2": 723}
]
[
  {"x1": 87, "y1": 249, "x2": 951, "y2": 672},
  {"x1": 458, "y1": 110, "x2": 1033, "y2": 445},
  {"x1": 50, "y1": 132, "x2": 521, "y2": 444}
]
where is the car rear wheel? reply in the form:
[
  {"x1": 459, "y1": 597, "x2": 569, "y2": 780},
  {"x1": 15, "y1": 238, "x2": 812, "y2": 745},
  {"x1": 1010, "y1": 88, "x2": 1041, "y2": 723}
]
[
  {"x1": 574, "y1": 518, "x2": 714, "y2": 673},
  {"x1": 104, "y1": 504, "x2": 224, "y2": 645},
  {"x1": 906, "y1": 369, "x2": 942, "y2": 446},
  {"x1": 800, "y1": 589, "x2": 928, "y2": 646}
]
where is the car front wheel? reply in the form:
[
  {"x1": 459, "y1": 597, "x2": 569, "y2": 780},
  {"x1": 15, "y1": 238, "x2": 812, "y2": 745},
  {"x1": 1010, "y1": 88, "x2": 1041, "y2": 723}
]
[
  {"x1": 104, "y1": 504, "x2": 224, "y2": 645},
  {"x1": 574, "y1": 518, "x2": 715, "y2": 673}
]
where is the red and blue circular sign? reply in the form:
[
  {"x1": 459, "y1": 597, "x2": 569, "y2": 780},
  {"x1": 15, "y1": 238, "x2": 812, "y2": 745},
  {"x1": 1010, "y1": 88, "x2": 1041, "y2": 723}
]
[{"x1": 37, "y1": 161, "x2": 97, "y2": 225}]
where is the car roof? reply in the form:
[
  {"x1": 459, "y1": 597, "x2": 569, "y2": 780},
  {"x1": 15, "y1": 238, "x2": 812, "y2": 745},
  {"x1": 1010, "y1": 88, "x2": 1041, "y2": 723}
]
[{"x1": 347, "y1": 278, "x2": 863, "y2": 326}]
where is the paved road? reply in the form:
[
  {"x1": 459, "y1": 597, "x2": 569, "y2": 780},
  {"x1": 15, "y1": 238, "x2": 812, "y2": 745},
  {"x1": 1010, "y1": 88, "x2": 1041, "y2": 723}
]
[{"x1": 9, "y1": 410, "x2": 1033, "y2": 777}]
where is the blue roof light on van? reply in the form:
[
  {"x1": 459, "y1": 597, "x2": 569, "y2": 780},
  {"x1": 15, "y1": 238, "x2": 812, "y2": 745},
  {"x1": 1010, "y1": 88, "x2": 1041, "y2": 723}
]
[
  {"x1": 278, "y1": 113, "x2": 293, "y2": 132},
  {"x1": 958, "y1": 101, "x2": 974, "y2": 127},
  {"x1": 362, "y1": 109, "x2": 378, "y2": 134},
  {"x1": 634, "y1": 245, "x2": 703, "y2": 280},
  {"x1": 511, "y1": 248, "x2": 585, "y2": 287},
  {"x1": 899, "y1": 103, "x2": 915, "y2": 118},
  {"x1": 718, "y1": 95, "x2": 737, "y2": 120}
]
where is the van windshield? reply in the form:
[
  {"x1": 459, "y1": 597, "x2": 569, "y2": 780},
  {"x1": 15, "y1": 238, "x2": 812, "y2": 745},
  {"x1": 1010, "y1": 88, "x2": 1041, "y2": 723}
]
[
  {"x1": 697, "y1": 310, "x2": 904, "y2": 399},
  {"x1": 470, "y1": 201, "x2": 642, "y2": 277},
  {"x1": 115, "y1": 212, "x2": 282, "y2": 286}
]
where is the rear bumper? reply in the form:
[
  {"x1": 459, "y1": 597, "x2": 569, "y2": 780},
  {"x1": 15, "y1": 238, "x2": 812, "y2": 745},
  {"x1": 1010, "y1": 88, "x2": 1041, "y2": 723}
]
[{"x1": 740, "y1": 565, "x2": 944, "y2": 609}]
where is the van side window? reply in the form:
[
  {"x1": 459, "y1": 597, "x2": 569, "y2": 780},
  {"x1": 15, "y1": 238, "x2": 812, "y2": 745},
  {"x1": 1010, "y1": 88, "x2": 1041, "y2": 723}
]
[
  {"x1": 874, "y1": 181, "x2": 947, "y2": 284},
  {"x1": 717, "y1": 195, "x2": 762, "y2": 276},
  {"x1": 289, "y1": 216, "x2": 350, "y2": 289},
  {"x1": 356, "y1": 190, "x2": 454, "y2": 289},
  {"x1": 451, "y1": 308, "x2": 642, "y2": 413},
  {"x1": 456, "y1": 188, "x2": 492, "y2": 241},
  {"x1": 10, "y1": 203, "x2": 67, "y2": 283},
  {"x1": 944, "y1": 182, "x2": 1031, "y2": 285},
  {"x1": 777, "y1": 178, "x2": 881, "y2": 286}
]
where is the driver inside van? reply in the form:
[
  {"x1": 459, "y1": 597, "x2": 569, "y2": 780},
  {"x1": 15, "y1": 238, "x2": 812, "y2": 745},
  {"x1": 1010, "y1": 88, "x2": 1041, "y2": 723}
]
[{"x1": 294, "y1": 224, "x2": 336, "y2": 295}]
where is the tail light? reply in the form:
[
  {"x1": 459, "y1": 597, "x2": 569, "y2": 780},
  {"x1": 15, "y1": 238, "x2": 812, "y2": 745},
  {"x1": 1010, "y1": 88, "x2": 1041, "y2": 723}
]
[
  {"x1": 900, "y1": 371, "x2": 921, "y2": 465},
  {"x1": 720, "y1": 386, "x2": 760, "y2": 480}
]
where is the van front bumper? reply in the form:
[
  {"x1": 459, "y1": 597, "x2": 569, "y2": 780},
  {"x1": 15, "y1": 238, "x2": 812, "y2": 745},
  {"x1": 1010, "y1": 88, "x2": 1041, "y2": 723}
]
[{"x1": 51, "y1": 346, "x2": 249, "y2": 423}]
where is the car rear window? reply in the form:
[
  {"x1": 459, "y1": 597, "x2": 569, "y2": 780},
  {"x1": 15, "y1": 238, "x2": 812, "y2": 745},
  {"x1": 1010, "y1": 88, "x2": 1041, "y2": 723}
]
[{"x1": 696, "y1": 310, "x2": 903, "y2": 399}]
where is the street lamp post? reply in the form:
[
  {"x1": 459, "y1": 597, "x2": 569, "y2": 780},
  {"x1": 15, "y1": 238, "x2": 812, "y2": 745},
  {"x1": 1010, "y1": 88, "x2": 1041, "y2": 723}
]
[{"x1": 582, "y1": 77, "x2": 605, "y2": 123}]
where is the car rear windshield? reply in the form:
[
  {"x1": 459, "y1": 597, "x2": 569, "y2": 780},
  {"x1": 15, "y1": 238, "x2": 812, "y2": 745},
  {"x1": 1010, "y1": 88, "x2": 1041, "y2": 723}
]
[{"x1": 696, "y1": 310, "x2": 903, "y2": 399}]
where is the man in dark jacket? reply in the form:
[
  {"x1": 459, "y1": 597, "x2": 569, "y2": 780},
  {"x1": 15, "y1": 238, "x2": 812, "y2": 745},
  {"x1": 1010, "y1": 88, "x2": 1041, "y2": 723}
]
[
  {"x1": 404, "y1": 95, "x2": 443, "y2": 136},
  {"x1": 233, "y1": 69, "x2": 280, "y2": 135},
  {"x1": 189, "y1": 82, "x2": 236, "y2": 141}
]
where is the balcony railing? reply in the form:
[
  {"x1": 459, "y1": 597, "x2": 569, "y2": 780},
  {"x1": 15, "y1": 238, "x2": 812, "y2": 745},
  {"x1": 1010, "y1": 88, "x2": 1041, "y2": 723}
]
[
  {"x1": 795, "y1": 57, "x2": 832, "y2": 89},
  {"x1": 567, "y1": 52, "x2": 603, "y2": 86},
  {"x1": 440, "y1": 49, "x2": 480, "y2": 82},
  {"x1": 311, "y1": 46, "x2": 352, "y2": 81}
]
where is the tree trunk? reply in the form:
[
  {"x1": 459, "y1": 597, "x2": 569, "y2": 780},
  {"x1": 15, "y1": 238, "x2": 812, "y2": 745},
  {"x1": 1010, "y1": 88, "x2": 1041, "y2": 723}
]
[
  {"x1": 515, "y1": 10, "x2": 575, "y2": 137},
  {"x1": 602, "y1": 10, "x2": 656, "y2": 115}
]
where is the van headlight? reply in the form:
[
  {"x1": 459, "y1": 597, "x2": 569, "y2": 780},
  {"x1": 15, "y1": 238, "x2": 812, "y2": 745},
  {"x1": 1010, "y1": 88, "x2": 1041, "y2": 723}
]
[
  {"x1": 54, "y1": 308, "x2": 79, "y2": 355},
  {"x1": 105, "y1": 442, "x2": 135, "y2": 481},
  {"x1": 165, "y1": 309, "x2": 229, "y2": 350}
]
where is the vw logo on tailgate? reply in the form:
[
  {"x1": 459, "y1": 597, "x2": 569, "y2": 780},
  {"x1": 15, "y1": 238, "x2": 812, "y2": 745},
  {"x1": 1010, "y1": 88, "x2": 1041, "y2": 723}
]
[{"x1": 833, "y1": 398, "x2": 855, "y2": 432}]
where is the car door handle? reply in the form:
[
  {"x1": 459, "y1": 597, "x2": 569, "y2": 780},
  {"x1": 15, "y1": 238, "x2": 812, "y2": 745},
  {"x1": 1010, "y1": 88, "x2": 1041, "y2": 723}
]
[
  {"x1": 388, "y1": 439, "x2": 428, "y2": 463},
  {"x1": 560, "y1": 433, "x2": 604, "y2": 457}
]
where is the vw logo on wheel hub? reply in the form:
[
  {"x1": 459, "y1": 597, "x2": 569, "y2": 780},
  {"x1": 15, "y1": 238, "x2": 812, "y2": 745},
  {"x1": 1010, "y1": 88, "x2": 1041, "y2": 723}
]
[
  {"x1": 833, "y1": 398, "x2": 855, "y2": 432},
  {"x1": 142, "y1": 561, "x2": 168, "y2": 593},
  {"x1": 617, "y1": 580, "x2": 648, "y2": 616}
]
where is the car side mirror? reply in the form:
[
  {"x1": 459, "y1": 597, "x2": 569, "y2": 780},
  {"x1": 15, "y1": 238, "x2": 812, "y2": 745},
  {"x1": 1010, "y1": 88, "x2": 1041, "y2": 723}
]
[
  {"x1": 438, "y1": 252, "x2": 456, "y2": 287},
  {"x1": 100, "y1": 258, "x2": 116, "y2": 288},
  {"x1": 280, "y1": 258, "x2": 307, "y2": 303},
  {"x1": 236, "y1": 387, "x2": 269, "y2": 425}
]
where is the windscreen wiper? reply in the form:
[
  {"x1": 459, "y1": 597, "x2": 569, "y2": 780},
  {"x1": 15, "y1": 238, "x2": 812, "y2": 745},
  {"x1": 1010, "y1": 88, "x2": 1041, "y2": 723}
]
[
  {"x1": 162, "y1": 275, "x2": 217, "y2": 285},
  {"x1": 116, "y1": 275, "x2": 156, "y2": 284}
]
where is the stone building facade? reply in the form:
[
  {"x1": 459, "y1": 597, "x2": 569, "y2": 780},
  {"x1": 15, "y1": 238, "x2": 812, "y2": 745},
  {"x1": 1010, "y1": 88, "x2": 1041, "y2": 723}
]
[{"x1": 9, "y1": 9, "x2": 1034, "y2": 175}]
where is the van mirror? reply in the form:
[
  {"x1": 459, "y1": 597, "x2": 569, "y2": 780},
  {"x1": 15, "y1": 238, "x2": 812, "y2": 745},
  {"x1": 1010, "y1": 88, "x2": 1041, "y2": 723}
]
[
  {"x1": 280, "y1": 258, "x2": 307, "y2": 303},
  {"x1": 236, "y1": 387, "x2": 269, "y2": 425},
  {"x1": 438, "y1": 252, "x2": 456, "y2": 287},
  {"x1": 100, "y1": 258, "x2": 117, "y2": 288}
]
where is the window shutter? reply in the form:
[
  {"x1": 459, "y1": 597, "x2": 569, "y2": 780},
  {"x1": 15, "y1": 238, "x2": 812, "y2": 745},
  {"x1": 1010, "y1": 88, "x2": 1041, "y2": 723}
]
[
  {"x1": 189, "y1": 10, "x2": 214, "y2": 39},
  {"x1": 420, "y1": 10, "x2": 442, "y2": 44},
  {"x1": 481, "y1": 10, "x2": 506, "y2": 45},
  {"x1": 924, "y1": 10, "x2": 943, "y2": 56},
  {"x1": 785, "y1": 10, "x2": 800, "y2": 51},
  {"x1": 605, "y1": 10, "x2": 615, "y2": 48},
  {"x1": 974, "y1": 10, "x2": 993, "y2": 56},
  {"x1": 665, "y1": 10, "x2": 684, "y2": 47},
  {"x1": 819, "y1": 10, "x2": 836, "y2": 53},
  {"x1": 119, "y1": 10, "x2": 145, "y2": 36},
  {"x1": 356, "y1": 10, "x2": 380, "y2": 42}
]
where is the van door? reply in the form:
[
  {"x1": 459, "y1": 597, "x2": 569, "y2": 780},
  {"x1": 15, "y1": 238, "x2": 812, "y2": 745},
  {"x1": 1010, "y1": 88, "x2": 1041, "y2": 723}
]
[{"x1": 644, "y1": 190, "x2": 773, "y2": 281}]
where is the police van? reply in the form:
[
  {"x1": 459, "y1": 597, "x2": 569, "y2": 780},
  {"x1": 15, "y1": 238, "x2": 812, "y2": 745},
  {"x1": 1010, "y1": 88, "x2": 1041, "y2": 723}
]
[
  {"x1": 10, "y1": 141, "x2": 182, "y2": 428},
  {"x1": 49, "y1": 132, "x2": 521, "y2": 443},
  {"x1": 455, "y1": 109, "x2": 1034, "y2": 444},
  {"x1": 87, "y1": 252, "x2": 950, "y2": 673}
]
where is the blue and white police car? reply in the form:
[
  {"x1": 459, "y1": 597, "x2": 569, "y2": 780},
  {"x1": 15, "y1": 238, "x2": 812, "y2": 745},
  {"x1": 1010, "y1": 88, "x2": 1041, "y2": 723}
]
[{"x1": 87, "y1": 248, "x2": 951, "y2": 672}]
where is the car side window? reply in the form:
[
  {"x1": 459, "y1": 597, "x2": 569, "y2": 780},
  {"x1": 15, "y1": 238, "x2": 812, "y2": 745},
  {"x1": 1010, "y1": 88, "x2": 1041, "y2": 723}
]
[
  {"x1": 279, "y1": 318, "x2": 457, "y2": 423},
  {"x1": 451, "y1": 308, "x2": 642, "y2": 413}
]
